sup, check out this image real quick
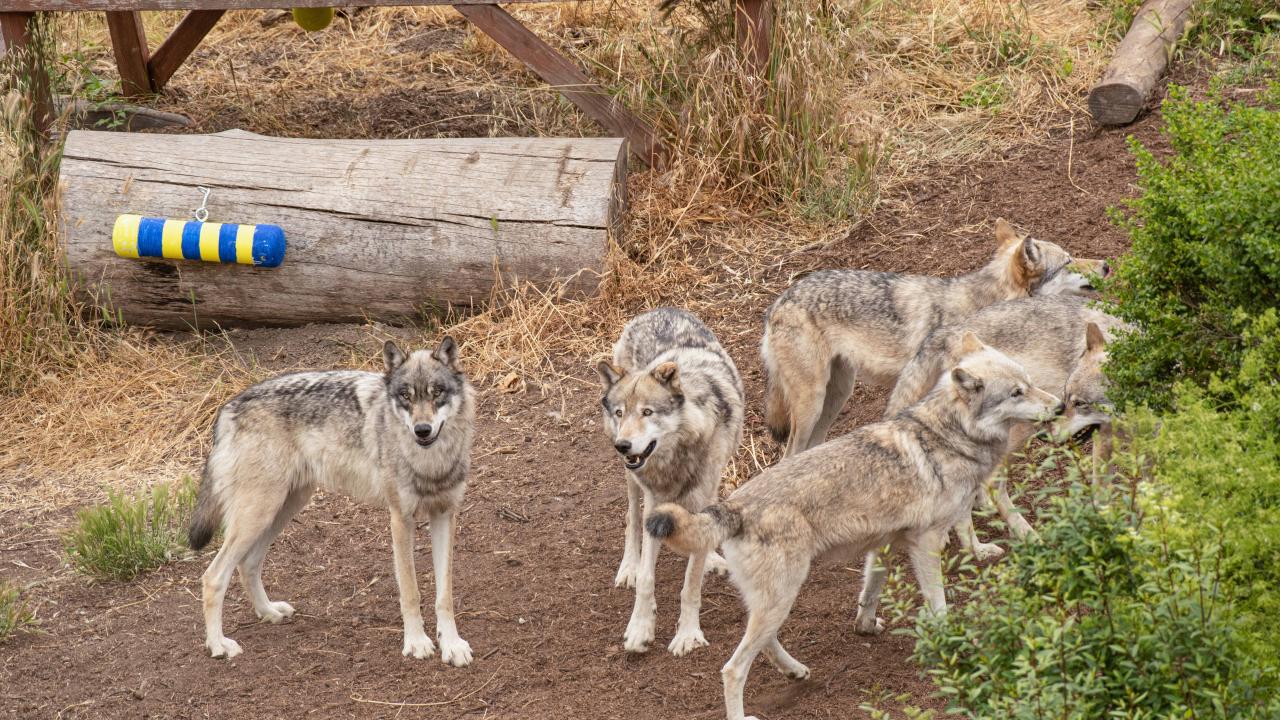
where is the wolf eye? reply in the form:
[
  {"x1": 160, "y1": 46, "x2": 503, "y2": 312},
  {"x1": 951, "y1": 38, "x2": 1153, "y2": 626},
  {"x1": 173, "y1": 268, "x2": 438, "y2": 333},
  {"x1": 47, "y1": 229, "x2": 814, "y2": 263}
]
[
  {"x1": 614, "y1": 408, "x2": 623, "y2": 417},
  {"x1": 398, "y1": 388, "x2": 411, "y2": 400},
  {"x1": 1011, "y1": 388, "x2": 1024, "y2": 398},
  {"x1": 1073, "y1": 397, "x2": 1087, "y2": 407},
  {"x1": 642, "y1": 408, "x2": 653, "y2": 417}
]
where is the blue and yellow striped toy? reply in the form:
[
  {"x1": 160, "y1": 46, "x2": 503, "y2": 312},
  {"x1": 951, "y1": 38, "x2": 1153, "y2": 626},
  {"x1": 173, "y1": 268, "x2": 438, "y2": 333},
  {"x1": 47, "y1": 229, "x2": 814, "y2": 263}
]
[{"x1": 112, "y1": 214, "x2": 286, "y2": 268}]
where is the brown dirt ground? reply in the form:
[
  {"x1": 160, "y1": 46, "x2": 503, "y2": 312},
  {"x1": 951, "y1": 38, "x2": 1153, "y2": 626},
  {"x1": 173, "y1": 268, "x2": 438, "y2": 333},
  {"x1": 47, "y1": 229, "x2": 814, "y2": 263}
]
[{"x1": 0, "y1": 82, "x2": 1180, "y2": 719}]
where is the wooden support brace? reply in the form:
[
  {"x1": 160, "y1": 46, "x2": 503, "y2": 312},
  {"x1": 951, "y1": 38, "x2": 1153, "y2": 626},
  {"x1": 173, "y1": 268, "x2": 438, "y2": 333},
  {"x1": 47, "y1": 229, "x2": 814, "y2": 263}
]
[
  {"x1": 148, "y1": 9, "x2": 224, "y2": 90},
  {"x1": 455, "y1": 3, "x2": 664, "y2": 166},
  {"x1": 105, "y1": 10, "x2": 153, "y2": 96},
  {"x1": 734, "y1": 0, "x2": 771, "y2": 74}
]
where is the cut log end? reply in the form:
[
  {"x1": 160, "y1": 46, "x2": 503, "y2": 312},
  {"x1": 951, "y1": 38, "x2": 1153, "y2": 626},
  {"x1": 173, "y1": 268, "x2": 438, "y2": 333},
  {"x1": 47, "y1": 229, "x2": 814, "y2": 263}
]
[{"x1": 1087, "y1": 82, "x2": 1146, "y2": 126}]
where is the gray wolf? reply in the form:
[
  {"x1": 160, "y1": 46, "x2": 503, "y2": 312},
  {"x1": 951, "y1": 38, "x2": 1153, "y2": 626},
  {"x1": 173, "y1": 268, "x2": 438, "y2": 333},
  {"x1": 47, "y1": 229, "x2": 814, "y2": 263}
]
[
  {"x1": 646, "y1": 334, "x2": 1062, "y2": 720},
  {"x1": 1057, "y1": 321, "x2": 1120, "y2": 484},
  {"x1": 188, "y1": 337, "x2": 475, "y2": 666},
  {"x1": 884, "y1": 296, "x2": 1124, "y2": 558},
  {"x1": 762, "y1": 218, "x2": 1105, "y2": 457},
  {"x1": 596, "y1": 307, "x2": 744, "y2": 656}
]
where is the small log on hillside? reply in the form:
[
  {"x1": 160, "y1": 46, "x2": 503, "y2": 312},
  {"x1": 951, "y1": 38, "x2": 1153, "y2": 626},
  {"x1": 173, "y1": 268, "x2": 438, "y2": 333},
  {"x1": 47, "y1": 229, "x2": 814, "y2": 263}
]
[
  {"x1": 1087, "y1": 0, "x2": 1195, "y2": 125},
  {"x1": 59, "y1": 129, "x2": 626, "y2": 329}
]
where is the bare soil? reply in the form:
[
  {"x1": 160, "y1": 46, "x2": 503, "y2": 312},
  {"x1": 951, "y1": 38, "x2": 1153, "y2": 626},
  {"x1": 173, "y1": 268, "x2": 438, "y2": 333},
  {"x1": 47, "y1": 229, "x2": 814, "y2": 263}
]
[{"x1": 1, "y1": 101, "x2": 1170, "y2": 719}]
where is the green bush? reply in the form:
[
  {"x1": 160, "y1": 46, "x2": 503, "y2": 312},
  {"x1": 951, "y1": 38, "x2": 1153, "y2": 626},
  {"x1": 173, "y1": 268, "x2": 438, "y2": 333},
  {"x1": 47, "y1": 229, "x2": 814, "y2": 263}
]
[
  {"x1": 63, "y1": 476, "x2": 197, "y2": 581},
  {"x1": 1104, "y1": 86, "x2": 1280, "y2": 412},
  {"x1": 911, "y1": 449, "x2": 1279, "y2": 719}
]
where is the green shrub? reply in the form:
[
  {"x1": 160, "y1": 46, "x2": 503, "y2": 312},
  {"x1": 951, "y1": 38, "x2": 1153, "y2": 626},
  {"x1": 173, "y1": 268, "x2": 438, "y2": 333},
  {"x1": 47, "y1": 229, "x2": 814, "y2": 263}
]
[
  {"x1": 911, "y1": 449, "x2": 1279, "y2": 719},
  {"x1": 0, "y1": 583, "x2": 36, "y2": 642},
  {"x1": 1104, "y1": 86, "x2": 1280, "y2": 412},
  {"x1": 63, "y1": 476, "x2": 198, "y2": 581}
]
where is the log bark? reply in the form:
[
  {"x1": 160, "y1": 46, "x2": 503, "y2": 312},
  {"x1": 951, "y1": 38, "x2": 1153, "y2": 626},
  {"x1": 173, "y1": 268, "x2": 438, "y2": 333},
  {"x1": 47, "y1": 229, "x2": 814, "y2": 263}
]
[
  {"x1": 1087, "y1": 0, "x2": 1194, "y2": 126},
  {"x1": 60, "y1": 130, "x2": 626, "y2": 329}
]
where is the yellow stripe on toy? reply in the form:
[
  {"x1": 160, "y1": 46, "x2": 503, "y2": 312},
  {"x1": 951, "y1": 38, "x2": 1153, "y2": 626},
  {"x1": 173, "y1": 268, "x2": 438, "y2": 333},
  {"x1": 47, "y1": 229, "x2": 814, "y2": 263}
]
[{"x1": 111, "y1": 214, "x2": 286, "y2": 267}]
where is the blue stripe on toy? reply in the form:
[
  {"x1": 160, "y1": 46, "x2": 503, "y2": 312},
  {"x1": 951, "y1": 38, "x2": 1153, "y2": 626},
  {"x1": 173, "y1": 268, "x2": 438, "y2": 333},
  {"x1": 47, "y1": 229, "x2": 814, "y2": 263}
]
[
  {"x1": 137, "y1": 217, "x2": 165, "y2": 258},
  {"x1": 180, "y1": 221, "x2": 203, "y2": 260},
  {"x1": 218, "y1": 223, "x2": 239, "y2": 263},
  {"x1": 252, "y1": 224, "x2": 286, "y2": 267}
]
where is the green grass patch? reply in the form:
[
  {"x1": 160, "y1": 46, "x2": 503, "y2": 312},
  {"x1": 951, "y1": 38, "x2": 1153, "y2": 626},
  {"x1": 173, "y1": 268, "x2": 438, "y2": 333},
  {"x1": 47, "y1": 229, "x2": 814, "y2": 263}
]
[
  {"x1": 0, "y1": 584, "x2": 37, "y2": 643},
  {"x1": 63, "y1": 475, "x2": 198, "y2": 582}
]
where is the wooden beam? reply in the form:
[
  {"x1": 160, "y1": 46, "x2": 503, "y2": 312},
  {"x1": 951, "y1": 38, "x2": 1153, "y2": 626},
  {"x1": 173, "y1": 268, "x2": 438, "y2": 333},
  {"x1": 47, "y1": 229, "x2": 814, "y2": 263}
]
[
  {"x1": 1087, "y1": 0, "x2": 1194, "y2": 126},
  {"x1": 147, "y1": 9, "x2": 224, "y2": 90},
  {"x1": 105, "y1": 10, "x2": 152, "y2": 96},
  {"x1": 0, "y1": 12, "x2": 53, "y2": 132},
  {"x1": 4, "y1": 0, "x2": 582, "y2": 11},
  {"x1": 734, "y1": 0, "x2": 771, "y2": 74},
  {"x1": 455, "y1": 3, "x2": 663, "y2": 166}
]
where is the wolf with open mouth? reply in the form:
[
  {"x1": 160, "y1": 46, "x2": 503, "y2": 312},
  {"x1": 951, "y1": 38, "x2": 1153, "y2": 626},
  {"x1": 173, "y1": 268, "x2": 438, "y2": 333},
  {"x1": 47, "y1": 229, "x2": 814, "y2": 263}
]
[{"x1": 596, "y1": 307, "x2": 744, "y2": 657}]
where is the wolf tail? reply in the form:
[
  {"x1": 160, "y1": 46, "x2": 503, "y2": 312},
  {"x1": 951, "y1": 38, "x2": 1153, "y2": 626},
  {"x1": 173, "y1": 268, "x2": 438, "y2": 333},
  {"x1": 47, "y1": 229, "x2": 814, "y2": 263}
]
[
  {"x1": 646, "y1": 502, "x2": 742, "y2": 556},
  {"x1": 188, "y1": 414, "x2": 230, "y2": 551},
  {"x1": 884, "y1": 344, "x2": 946, "y2": 418},
  {"x1": 761, "y1": 327, "x2": 790, "y2": 444}
]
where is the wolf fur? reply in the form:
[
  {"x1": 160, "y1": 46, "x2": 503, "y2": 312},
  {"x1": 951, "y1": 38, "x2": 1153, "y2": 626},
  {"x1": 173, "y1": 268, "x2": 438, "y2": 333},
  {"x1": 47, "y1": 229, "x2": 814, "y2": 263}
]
[
  {"x1": 647, "y1": 335, "x2": 1062, "y2": 720},
  {"x1": 883, "y1": 296, "x2": 1125, "y2": 558},
  {"x1": 1057, "y1": 322, "x2": 1121, "y2": 486},
  {"x1": 189, "y1": 337, "x2": 475, "y2": 666},
  {"x1": 596, "y1": 307, "x2": 744, "y2": 656},
  {"x1": 762, "y1": 218, "x2": 1106, "y2": 457}
]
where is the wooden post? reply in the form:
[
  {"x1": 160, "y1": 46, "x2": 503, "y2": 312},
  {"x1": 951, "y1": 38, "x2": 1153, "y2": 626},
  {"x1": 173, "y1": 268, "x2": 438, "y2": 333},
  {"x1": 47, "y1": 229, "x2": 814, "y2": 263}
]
[
  {"x1": 105, "y1": 10, "x2": 153, "y2": 96},
  {"x1": 0, "y1": 12, "x2": 52, "y2": 133},
  {"x1": 1087, "y1": 0, "x2": 1194, "y2": 126},
  {"x1": 455, "y1": 3, "x2": 664, "y2": 167},
  {"x1": 148, "y1": 9, "x2": 224, "y2": 90},
  {"x1": 734, "y1": 0, "x2": 771, "y2": 75}
]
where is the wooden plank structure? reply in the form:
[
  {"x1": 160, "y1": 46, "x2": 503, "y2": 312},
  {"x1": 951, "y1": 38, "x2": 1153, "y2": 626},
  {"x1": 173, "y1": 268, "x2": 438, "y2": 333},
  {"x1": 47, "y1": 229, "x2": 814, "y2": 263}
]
[
  {"x1": 0, "y1": 0, "x2": 778, "y2": 167},
  {"x1": 60, "y1": 129, "x2": 627, "y2": 328},
  {"x1": 1087, "y1": 0, "x2": 1195, "y2": 126}
]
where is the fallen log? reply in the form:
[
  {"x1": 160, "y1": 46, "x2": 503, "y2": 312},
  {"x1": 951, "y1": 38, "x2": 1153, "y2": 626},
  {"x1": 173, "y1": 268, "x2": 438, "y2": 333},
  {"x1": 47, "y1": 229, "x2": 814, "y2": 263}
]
[
  {"x1": 1087, "y1": 0, "x2": 1195, "y2": 126},
  {"x1": 59, "y1": 129, "x2": 626, "y2": 329}
]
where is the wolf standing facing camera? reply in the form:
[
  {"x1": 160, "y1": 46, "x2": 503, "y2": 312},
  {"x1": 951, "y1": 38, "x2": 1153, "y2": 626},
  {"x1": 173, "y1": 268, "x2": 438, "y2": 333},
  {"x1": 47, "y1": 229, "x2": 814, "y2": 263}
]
[
  {"x1": 596, "y1": 308, "x2": 744, "y2": 656},
  {"x1": 188, "y1": 337, "x2": 475, "y2": 667}
]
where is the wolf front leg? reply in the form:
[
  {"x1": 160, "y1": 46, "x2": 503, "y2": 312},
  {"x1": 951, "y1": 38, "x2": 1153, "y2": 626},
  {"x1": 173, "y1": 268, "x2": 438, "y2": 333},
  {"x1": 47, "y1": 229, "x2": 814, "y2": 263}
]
[
  {"x1": 388, "y1": 503, "x2": 434, "y2": 659},
  {"x1": 668, "y1": 550, "x2": 710, "y2": 656},
  {"x1": 430, "y1": 508, "x2": 473, "y2": 667},
  {"x1": 853, "y1": 550, "x2": 887, "y2": 635},
  {"x1": 907, "y1": 529, "x2": 949, "y2": 617},
  {"x1": 614, "y1": 475, "x2": 643, "y2": 588},
  {"x1": 623, "y1": 488, "x2": 659, "y2": 652}
]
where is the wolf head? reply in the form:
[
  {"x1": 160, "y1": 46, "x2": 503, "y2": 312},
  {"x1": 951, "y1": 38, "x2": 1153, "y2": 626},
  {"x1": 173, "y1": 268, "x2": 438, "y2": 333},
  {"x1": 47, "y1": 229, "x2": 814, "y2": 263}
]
[
  {"x1": 990, "y1": 218, "x2": 1109, "y2": 298},
  {"x1": 945, "y1": 331, "x2": 1063, "y2": 438},
  {"x1": 383, "y1": 337, "x2": 465, "y2": 448},
  {"x1": 596, "y1": 359, "x2": 685, "y2": 471},
  {"x1": 1055, "y1": 322, "x2": 1113, "y2": 441}
]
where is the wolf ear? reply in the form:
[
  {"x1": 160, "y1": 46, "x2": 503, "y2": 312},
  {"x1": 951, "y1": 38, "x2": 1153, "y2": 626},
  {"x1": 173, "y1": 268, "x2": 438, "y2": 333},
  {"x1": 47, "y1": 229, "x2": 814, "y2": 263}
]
[
  {"x1": 596, "y1": 360, "x2": 623, "y2": 389},
  {"x1": 995, "y1": 218, "x2": 1019, "y2": 248},
  {"x1": 1085, "y1": 322, "x2": 1107, "y2": 353},
  {"x1": 1019, "y1": 236, "x2": 1041, "y2": 266},
  {"x1": 383, "y1": 340, "x2": 406, "y2": 374},
  {"x1": 652, "y1": 361, "x2": 681, "y2": 391},
  {"x1": 433, "y1": 335, "x2": 459, "y2": 370},
  {"x1": 951, "y1": 367, "x2": 984, "y2": 395},
  {"x1": 959, "y1": 330, "x2": 986, "y2": 356}
]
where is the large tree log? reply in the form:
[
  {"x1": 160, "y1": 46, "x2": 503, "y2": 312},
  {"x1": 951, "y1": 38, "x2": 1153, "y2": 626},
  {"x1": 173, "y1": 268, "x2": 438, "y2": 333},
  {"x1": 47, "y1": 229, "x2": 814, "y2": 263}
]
[
  {"x1": 60, "y1": 130, "x2": 626, "y2": 329},
  {"x1": 1087, "y1": 0, "x2": 1195, "y2": 126}
]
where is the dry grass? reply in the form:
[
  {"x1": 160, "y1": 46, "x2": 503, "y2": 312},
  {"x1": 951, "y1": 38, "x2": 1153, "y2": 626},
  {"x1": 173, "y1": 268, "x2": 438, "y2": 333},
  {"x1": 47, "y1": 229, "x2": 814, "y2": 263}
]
[{"x1": 0, "y1": 0, "x2": 1127, "y2": 516}]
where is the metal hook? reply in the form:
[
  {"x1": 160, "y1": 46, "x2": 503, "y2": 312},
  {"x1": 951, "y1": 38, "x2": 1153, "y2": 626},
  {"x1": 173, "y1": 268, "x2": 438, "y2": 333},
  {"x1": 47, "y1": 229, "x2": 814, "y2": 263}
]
[{"x1": 193, "y1": 186, "x2": 211, "y2": 223}]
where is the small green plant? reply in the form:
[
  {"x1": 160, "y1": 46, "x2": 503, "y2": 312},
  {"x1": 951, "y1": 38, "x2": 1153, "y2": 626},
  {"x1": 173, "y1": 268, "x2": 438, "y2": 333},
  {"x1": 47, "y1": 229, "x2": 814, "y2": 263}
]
[
  {"x1": 64, "y1": 475, "x2": 199, "y2": 581},
  {"x1": 0, "y1": 584, "x2": 37, "y2": 642},
  {"x1": 910, "y1": 448, "x2": 1280, "y2": 719}
]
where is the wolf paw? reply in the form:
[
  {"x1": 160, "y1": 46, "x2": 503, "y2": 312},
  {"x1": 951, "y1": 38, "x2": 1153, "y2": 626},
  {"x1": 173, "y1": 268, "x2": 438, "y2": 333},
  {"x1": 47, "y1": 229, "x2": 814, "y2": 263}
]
[
  {"x1": 255, "y1": 601, "x2": 296, "y2": 623},
  {"x1": 1008, "y1": 515, "x2": 1038, "y2": 541},
  {"x1": 705, "y1": 552, "x2": 730, "y2": 576},
  {"x1": 972, "y1": 542, "x2": 1005, "y2": 561},
  {"x1": 614, "y1": 560, "x2": 639, "y2": 589},
  {"x1": 207, "y1": 636, "x2": 243, "y2": 659},
  {"x1": 854, "y1": 616, "x2": 885, "y2": 636},
  {"x1": 784, "y1": 663, "x2": 811, "y2": 681},
  {"x1": 403, "y1": 632, "x2": 436, "y2": 660},
  {"x1": 623, "y1": 616, "x2": 656, "y2": 653},
  {"x1": 668, "y1": 627, "x2": 709, "y2": 657},
  {"x1": 439, "y1": 635, "x2": 473, "y2": 667}
]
